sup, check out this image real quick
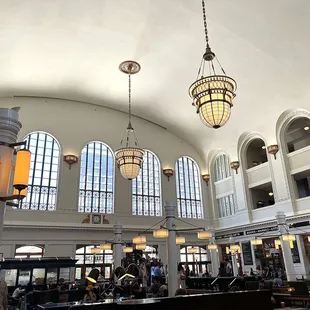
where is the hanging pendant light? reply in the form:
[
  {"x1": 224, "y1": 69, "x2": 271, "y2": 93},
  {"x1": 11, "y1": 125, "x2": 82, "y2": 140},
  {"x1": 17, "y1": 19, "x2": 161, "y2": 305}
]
[
  {"x1": 176, "y1": 236, "x2": 186, "y2": 245},
  {"x1": 115, "y1": 61, "x2": 145, "y2": 180},
  {"x1": 133, "y1": 235, "x2": 147, "y2": 244},
  {"x1": 136, "y1": 243, "x2": 146, "y2": 250},
  {"x1": 100, "y1": 243, "x2": 112, "y2": 251},
  {"x1": 188, "y1": 247, "x2": 197, "y2": 254},
  {"x1": 189, "y1": 0, "x2": 237, "y2": 129},
  {"x1": 123, "y1": 246, "x2": 133, "y2": 253}
]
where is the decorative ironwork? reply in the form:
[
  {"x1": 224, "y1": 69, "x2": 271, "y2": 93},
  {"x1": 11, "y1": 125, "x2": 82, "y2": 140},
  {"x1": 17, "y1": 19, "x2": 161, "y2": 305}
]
[
  {"x1": 78, "y1": 142, "x2": 114, "y2": 214},
  {"x1": 132, "y1": 151, "x2": 162, "y2": 216},
  {"x1": 175, "y1": 157, "x2": 203, "y2": 219},
  {"x1": 17, "y1": 132, "x2": 60, "y2": 211}
]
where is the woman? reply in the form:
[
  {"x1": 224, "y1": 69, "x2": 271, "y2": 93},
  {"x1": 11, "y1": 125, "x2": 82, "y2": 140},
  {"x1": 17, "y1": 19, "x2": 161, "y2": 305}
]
[{"x1": 177, "y1": 263, "x2": 186, "y2": 289}]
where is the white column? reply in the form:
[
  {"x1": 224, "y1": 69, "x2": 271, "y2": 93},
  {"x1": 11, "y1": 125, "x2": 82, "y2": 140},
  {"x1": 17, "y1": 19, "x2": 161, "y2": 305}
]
[
  {"x1": 165, "y1": 203, "x2": 177, "y2": 297},
  {"x1": 210, "y1": 248, "x2": 220, "y2": 276},
  {"x1": 231, "y1": 253, "x2": 238, "y2": 276},
  {"x1": 113, "y1": 223, "x2": 123, "y2": 268},
  {"x1": 0, "y1": 107, "x2": 22, "y2": 244},
  {"x1": 158, "y1": 243, "x2": 167, "y2": 268},
  {"x1": 276, "y1": 211, "x2": 296, "y2": 281}
]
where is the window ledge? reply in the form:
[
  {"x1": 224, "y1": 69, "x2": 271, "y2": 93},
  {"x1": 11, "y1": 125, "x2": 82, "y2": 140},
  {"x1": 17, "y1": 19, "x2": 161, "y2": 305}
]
[{"x1": 287, "y1": 145, "x2": 310, "y2": 157}]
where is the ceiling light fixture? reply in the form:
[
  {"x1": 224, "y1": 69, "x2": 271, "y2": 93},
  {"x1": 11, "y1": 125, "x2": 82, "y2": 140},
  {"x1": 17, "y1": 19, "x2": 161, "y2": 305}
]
[
  {"x1": 189, "y1": 0, "x2": 237, "y2": 129},
  {"x1": 176, "y1": 235, "x2": 186, "y2": 245},
  {"x1": 115, "y1": 61, "x2": 145, "y2": 180},
  {"x1": 268, "y1": 192, "x2": 274, "y2": 196},
  {"x1": 262, "y1": 145, "x2": 266, "y2": 150}
]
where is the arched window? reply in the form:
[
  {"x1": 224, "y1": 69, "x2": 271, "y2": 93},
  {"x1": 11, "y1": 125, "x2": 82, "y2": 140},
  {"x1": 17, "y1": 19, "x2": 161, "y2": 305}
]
[
  {"x1": 175, "y1": 156, "x2": 203, "y2": 219},
  {"x1": 132, "y1": 150, "x2": 162, "y2": 216},
  {"x1": 214, "y1": 154, "x2": 231, "y2": 181},
  {"x1": 15, "y1": 245, "x2": 44, "y2": 258},
  {"x1": 246, "y1": 139, "x2": 267, "y2": 169},
  {"x1": 75, "y1": 245, "x2": 113, "y2": 279},
  {"x1": 180, "y1": 246, "x2": 208, "y2": 275},
  {"x1": 79, "y1": 142, "x2": 114, "y2": 214},
  {"x1": 285, "y1": 118, "x2": 310, "y2": 153},
  {"x1": 20, "y1": 132, "x2": 60, "y2": 211}
]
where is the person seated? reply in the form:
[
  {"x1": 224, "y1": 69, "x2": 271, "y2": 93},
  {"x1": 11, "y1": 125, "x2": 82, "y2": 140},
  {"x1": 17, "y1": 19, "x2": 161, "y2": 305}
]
[
  {"x1": 273, "y1": 273, "x2": 283, "y2": 287},
  {"x1": 149, "y1": 276, "x2": 161, "y2": 297},
  {"x1": 175, "y1": 288, "x2": 187, "y2": 296},
  {"x1": 157, "y1": 278, "x2": 168, "y2": 297},
  {"x1": 12, "y1": 285, "x2": 25, "y2": 298}
]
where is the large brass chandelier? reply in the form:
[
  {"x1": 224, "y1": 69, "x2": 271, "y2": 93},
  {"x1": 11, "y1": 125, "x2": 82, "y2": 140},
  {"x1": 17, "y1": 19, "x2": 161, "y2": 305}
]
[
  {"x1": 115, "y1": 61, "x2": 145, "y2": 180},
  {"x1": 189, "y1": 0, "x2": 237, "y2": 129}
]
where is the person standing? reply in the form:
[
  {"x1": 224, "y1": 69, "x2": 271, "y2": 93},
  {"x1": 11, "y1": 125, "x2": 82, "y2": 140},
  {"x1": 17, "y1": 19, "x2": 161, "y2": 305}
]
[{"x1": 177, "y1": 263, "x2": 186, "y2": 289}]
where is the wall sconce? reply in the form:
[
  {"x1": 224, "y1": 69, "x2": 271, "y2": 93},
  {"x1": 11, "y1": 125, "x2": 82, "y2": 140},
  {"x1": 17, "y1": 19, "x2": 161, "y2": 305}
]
[
  {"x1": 230, "y1": 161, "x2": 240, "y2": 174},
  {"x1": 64, "y1": 154, "x2": 78, "y2": 169},
  {"x1": 202, "y1": 174, "x2": 210, "y2": 186},
  {"x1": 267, "y1": 145, "x2": 279, "y2": 159},
  {"x1": 163, "y1": 169, "x2": 174, "y2": 181}
]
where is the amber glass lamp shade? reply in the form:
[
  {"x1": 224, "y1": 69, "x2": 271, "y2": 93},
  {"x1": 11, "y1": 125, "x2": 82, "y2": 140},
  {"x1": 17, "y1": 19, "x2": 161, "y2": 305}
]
[
  {"x1": 100, "y1": 243, "x2": 112, "y2": 250},
  {"x1": 176, "y1": 236, "x2": 186, "y2": 245},
  {"x1": 136, "y1": 243, "x2": 146, "y2": 250},
  {"x1": 13, "y1": 149, "x2": 31, "y2": 193},
  {"x1": 197, "y1": 230, "x2": 212, "y2": 240},
  {"x1": 91, "y1": 247, "x2": 101, "y2": 254},
  {"x1": 123, "y1": 247, "x2": 133, "y2": 253},
  {"x1": 133, "y1": 235, "x2": 147, "y2": 244},
  {"x1": 153, "y1": 228, "x2": 169, "y2": 238}
]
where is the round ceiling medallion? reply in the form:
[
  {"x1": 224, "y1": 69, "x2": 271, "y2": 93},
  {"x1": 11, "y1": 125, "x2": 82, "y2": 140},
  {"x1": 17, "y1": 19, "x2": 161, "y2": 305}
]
[{"x1": 119, "y1": 61, "x2": 141, "y2": 75}]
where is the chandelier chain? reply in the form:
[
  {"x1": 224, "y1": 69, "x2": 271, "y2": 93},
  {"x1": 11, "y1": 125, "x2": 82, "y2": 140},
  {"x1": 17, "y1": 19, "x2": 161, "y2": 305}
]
[
  {"x1": 202, "y1": 0, "x2": 209, "y2": 47},
  {"x1": 128, "y1": 74, "x2": 132, "y2": 126}
]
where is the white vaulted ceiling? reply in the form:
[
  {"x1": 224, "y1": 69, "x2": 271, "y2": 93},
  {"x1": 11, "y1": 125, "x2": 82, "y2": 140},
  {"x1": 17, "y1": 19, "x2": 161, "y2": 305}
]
[{"x1": 0, "y1": 0, "x2": 309, "y2": 161}]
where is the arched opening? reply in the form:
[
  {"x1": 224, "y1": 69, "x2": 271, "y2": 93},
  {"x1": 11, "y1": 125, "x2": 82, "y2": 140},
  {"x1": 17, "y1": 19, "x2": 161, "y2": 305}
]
[
  {"x1": 75, "y1": 245, "x2": 113, "y2": 279},
  {"x1": 180, "y1": 246, "x2": 210, "y2": 275},
  {"x1": 246, "y1": 138, "x2": 267, "y2": 169},
  {"x1": 15, "y1": 245, "x2": 44, "y2": 258},
  {"x1": 285, "y1": 118, "x2": 310, "y2": 153}
]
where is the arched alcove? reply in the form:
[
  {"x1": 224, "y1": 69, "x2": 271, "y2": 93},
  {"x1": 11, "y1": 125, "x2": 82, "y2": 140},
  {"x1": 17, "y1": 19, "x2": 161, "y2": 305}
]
[{"x1": 245, "y1": 138, "x2": 267, "y2": 169}]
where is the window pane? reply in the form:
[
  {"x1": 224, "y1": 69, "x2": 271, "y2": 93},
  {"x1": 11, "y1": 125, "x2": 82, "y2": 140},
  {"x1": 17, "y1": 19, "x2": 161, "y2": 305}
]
[
  {"x1": 32, "y1": 269, "x2": 45, "y2": 285},
  {"x1": 18, "y1": 132, "x2": 60, "y2": 211},
  {"x1": 132, "y1": 151, "x2": 162, "y2": 216},
  {"x1": 176, "y1": 157, "x2": 203, "y2": 218},
  {"x1": 78, "y1": 142, "x2": 114, "y2": 214}
]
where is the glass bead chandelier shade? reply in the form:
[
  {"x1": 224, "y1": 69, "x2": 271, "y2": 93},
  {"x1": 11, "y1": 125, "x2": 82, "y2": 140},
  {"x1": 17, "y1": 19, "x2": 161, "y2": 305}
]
[
  {"x1": 189, "y1": 0, "x2": 237, "y2": 129},
  {"x1": 189, "y1": 76, "x2": 237, "y2": 128},
  {"x1": 188, "y1": 247, "x2": 197, "y2": 254},
  {"x1": 115, "y1": 147, "x2": 144, "y2": 180}
]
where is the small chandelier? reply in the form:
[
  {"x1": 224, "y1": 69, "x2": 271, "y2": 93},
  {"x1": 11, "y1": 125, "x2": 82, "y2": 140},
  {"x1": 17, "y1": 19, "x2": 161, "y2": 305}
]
[
  {"x1": 100, "y1": 243, "x2": 112, "y2": 251},
  {"x1": 115, "y1": 61, "x2": 145, "y2": 180},
  {"x1": 123, "y1": 246, "x2": 133, "y2": 253},
  {"x1": 189, "y1": 0, "x2": 237, "y2": 129},
  {"x1": 91, "y1": 246, "x2": 101, "y2": 254},
  {"x1": 250, "y1": 239, "x2": 263, "y2": 246}
]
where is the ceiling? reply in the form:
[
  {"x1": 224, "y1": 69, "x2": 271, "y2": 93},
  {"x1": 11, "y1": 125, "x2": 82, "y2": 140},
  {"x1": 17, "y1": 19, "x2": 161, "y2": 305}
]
[{"x1": 0, "y1": 0, "x2": 309, "y2": 162}]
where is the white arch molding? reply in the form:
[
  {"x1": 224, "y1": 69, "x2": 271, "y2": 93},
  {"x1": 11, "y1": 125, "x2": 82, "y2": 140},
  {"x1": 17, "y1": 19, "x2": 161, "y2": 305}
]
[
  {"x1": 208, "y1": 149, "x2": 238, "y2": 220},
  {"x1": 237, "y1": 131, "x2": 277, "y2": 211},
  {"x1": 276, "y1": 108, "x2": 310, "y2": 203}
]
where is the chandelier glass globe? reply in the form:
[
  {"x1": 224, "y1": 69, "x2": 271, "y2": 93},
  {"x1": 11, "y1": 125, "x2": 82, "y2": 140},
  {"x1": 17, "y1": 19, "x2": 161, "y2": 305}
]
[{"x1": 189, "y1": 0, "x2": 237, "y2": 129}]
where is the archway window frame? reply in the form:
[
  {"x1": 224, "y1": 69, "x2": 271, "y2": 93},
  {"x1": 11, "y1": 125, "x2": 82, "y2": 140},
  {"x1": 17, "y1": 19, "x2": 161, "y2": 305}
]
[
  {"x1": 132, "y1": 150, "x2": 162, "y2": 217},
  {"x1": 176, "y1": 156, "x2": 203, "y2": 219},
  {"x1": 19, "y1": 131, "x2": 61, "y2": 211},
  {"x1": 214, "y1": 154, "x2": 231, "y2": 182},
  {"x1": 78, "y1": 141, "x2": 115, "y2": 214},
  {"x1": 15, "y1": 245, "x2": 44, "y2": 258}
]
